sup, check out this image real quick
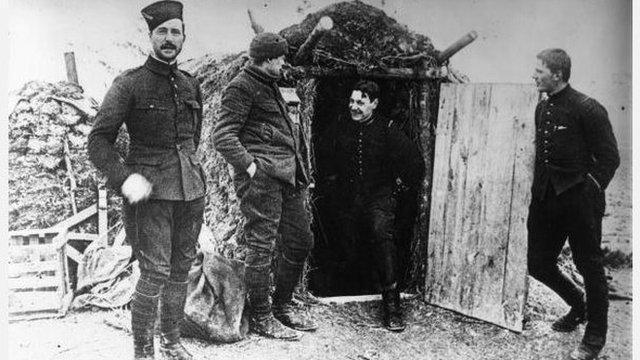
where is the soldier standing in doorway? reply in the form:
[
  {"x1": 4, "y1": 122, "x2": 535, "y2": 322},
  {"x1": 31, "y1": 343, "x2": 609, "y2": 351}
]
[
  {"x1": 213, "y1": 32, "x2": 317, "y2": 340},
  {"x1": 326, "y1": 80, "x2": 425, "y2": 331},
  {"x1": 88, "y1": 1, "x2": 205, "y2": 359},
  {"x1": 528, "y1": 48, "x2": 619, "y2": 360}
]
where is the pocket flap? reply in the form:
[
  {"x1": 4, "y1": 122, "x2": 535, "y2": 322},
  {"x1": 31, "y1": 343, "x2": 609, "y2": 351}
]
[
  {"x1": 125, "y1": 154, "x2": 166, "y2": 165},
  {"x1": 185, "y1": 100, "x2": 201, "y2": 110},
  {"x1": 134, "y1": 98, "x2": 169, "y2": 110},
  {"x1": 255, "y1": 101, "x2": 281, "y2": 113}
]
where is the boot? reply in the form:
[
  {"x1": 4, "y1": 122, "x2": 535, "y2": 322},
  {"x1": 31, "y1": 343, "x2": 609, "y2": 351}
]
[
  {"x1": 552, "y1": 306, "x2": 586, "y2": 332},
  {"x1": 158, "y1": 280, "x2": 192, "y2": 360},
  {"x1": 273, "y1": 253, "x2": 317, "y2": 332},
  {"x1": 131, "y1": 275, "x2": 163, "y2": 360},
  {"x1": 273, "y1": 303, "x2": 317, "y2": 332},
  {"x1": 250, "y1": 313, "x2": 302, "y2": 341},
  {"x1": 382, "y1": 288, "x2": 405, "y2": 332},
  {"x1": 569, "y1": 342, "x2": 602, "y2": 360},
  {"x1": 246, "y1": 254, "x2": 301, "y2": 340}
]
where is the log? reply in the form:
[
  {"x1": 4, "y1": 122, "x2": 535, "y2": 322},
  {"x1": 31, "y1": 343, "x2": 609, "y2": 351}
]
[
  {"x1": 298, "y1": 66, "x2": 441, "y2": 80},
  {"x1": 247, "y1": 9, "x2": 264, "y2": 34},
  {"x1": 437, "y1": 31, "x2": 478, "y2": 65},
  {"x1": 64, "y1": 52, "x2": 79, "y2": 85},
  {"x1": 293, "y1": 16, "x2": 334, "y2": 65}
]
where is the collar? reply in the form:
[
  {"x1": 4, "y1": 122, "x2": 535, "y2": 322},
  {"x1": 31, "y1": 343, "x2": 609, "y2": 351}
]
[
  {"x1": 245, "y1": 65, "x2": 281, "y2": 85},
  {"x1": 352, "y1": 113, "x2": 378, "y2": 127},
  {"x1": 145, "y1": 55, "x2": 179, "y2": 76},
  {"x1": 548, "y1": 83, "x2": 570, "y2": 100}
]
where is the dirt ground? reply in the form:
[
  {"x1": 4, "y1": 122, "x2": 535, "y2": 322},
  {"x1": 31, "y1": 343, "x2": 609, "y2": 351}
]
[
  {"x1": 8, "y1": 153, "x2": 632, "y2": 360},
  {"x1": 7, "y1": 267, "x2": 631, "y2": 360}
]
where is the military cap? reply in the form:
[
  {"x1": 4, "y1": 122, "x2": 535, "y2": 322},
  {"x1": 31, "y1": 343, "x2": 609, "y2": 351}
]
[
  {"x1": 249, "y1": 32, "x2": 289, "y2": 61},
  {"x1": 141, "y1": 1, "x2": 183, "y2": 32}
]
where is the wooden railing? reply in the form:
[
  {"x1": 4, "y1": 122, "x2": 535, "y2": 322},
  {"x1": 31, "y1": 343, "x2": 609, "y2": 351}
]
[{"x1": 8, "y1": 189, "x2": 109, "y2": 320}]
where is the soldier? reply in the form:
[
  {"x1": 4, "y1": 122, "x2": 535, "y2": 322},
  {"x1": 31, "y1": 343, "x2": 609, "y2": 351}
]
[
  {"x1": 528, "y1": 48, "x2": 620, "y2": 360},
  {"x1": 213, "y1": 32, "x2": 316, "y2": 340},
  {"x1": 326, "y1": 80, "x2": 424, "y2": 331},
  {"x1": 87, "y1": 1, "x2": 205, "y2": 359}
]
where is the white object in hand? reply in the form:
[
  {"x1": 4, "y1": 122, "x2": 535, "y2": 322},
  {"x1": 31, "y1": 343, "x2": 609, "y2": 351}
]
[
  {"x1": 247, "y1": 162, "x2": 257, "y2": 178},
  {"x1": 121, "y1": 173, "x2": 153, "y2": 204}
]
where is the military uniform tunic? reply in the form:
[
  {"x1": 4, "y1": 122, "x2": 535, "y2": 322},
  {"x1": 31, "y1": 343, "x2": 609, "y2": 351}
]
[
  {"x1": 527, "y1": 84, "x2": 619, "y2": 346},
  {"x1": 88, "y1": 55, "x2": 206, "y2": 201},
  {"x1": 88, "y1": 55, "x2": 206, "y2": 281}
]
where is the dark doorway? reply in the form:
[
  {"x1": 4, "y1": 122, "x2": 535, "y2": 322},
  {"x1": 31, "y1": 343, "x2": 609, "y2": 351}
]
[{"x1": 307, "y1": 78, "x2": 423, "y2": 297}]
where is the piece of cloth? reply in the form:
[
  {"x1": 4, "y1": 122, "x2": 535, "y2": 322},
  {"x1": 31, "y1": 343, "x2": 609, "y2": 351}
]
[
  {"x1": 88, "y1": 56, "x2": 206, "y2": 200},
  {"x1": 123, "y1": 197, "x2": 205, "y2": 281},
  {"x1": 325, "y1": 114, "x2": 424, "y2": 200},
  {"x1": 528, "y1": 181, "x2": 608, "y2": 341},
  {"x1": 336, "y1": 191, "x2": 398, "y2": 291},
  {"x1": 141, "y1": 1, "x2": 183, "y2": 31},
  {"x1": 234, "y1": 166, "x2": 313, "y2": 316},
  {"x1": 214, "y1": 65, "x2": 310, "y2": 186},
  {"x1": 73, "y1": 242, "x2": 140, "y2": 309},
  {"x1": 531, "y1": 85, "x2": 619, "y2": 200}
]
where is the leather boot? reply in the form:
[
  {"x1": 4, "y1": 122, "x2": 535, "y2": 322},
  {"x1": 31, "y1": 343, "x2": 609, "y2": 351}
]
[
  {"x1": 246, "y1": 254, "x2": 301, "y2": 340},
  {"x1": 552, "y1": 305, "x2": 586, "y2": 332},
  {"x1": 131, "y1": 275, "x2": 163, "y2": 360},
  {"x1": 273, "y1": 253, "x2": 317, "y2": 332},
  {"x1": 382, "y1": 288, "x2": 405, "y2": 332},
  {"x1": 158, "y1": 280, "x2": 192, "y2": 360}
]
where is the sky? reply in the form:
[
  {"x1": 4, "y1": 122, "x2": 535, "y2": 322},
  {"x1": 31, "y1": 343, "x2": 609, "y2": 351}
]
[{"x1": 7, "y1": 0, "x2": 633, "y2": 147}]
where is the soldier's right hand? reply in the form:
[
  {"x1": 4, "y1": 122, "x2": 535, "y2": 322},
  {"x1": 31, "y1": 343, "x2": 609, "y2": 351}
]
[{"x1": 121, "y1": 173, "x2": 153, "y2": 204}]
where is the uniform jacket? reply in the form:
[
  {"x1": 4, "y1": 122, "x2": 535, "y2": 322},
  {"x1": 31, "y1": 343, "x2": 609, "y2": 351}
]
[
  {"x1": 327, "y1": 114, "x2": 425, "y2": 199},
  {"x1": 532, "y1": 85, "x2": 619, "y2": 200},
  {"x1": 88, "y1": 56, "x2": 206, "y2": 201},
  {"x1": 213, "y1": 65, "x2": 309, "y2": 186}
]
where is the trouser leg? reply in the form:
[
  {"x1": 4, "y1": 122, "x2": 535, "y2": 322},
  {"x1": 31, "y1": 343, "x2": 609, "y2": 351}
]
[
  {"x1": 566, "y1": 183, "x2": 608, "y2": 347},
  {"x1": 159, "y1": 197, "x2": 205, "y2": 348},
  {"x1": 527, "y1": 191, "x2": 585, "y2": 310},
  {"x1": 367, "y1": 193, "x2": 398, "y2": 291},
  {"x1": 124, "y1": 200, "x2": 174, "y2": 358},
  {"x1": 273, "y1": 186, "x2": 314, "y2": 307},
  {"x1": 236, "y1": 172, "x2": 283, "y2": 318}
]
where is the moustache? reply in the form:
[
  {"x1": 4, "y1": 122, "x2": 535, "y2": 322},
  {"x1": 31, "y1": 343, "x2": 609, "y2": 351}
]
[{"x1": 161, "y1": 43, "x2": 177, "y2": 50}]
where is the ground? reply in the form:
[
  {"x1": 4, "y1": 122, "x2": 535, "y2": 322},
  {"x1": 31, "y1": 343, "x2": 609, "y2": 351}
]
[
  {"x1": 8, "y1": 153, "x2": 632, "y2": 360},
  {"x1": 7, "y1": 268, "x2": 632, "y2": 360}
]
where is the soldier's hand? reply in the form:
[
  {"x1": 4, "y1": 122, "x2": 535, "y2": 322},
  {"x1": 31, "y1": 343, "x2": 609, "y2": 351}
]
[
  {"x1": 247, "y1": 162, "x2": 257, "y2": 178},
  {"x1": 121, "y1": 173, "x2": 153, "y2": 204}
]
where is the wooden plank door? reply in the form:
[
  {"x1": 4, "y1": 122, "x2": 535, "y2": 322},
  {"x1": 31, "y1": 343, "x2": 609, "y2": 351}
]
[{"x1": 425, "y1": 83, "x2": 538, "y2": 332}]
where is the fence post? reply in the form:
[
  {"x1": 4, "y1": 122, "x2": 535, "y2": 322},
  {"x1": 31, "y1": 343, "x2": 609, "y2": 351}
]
[{"x1": 64, "y1": 52, "x2": 79, "y2": 85}]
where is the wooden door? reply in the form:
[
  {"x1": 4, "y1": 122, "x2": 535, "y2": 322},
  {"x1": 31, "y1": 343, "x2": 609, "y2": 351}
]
[{"x1": 425, "y1": 83, "x2": 538, "y2": 332}]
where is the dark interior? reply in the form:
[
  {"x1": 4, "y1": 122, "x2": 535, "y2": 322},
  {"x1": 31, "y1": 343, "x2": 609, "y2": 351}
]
[{"x1": 307, "y1": 78, "x2": 423, "y2": 297}]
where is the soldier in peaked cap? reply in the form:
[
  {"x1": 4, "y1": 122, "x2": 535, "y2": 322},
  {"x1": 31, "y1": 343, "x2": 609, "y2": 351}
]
[
  {"x1": 213, "y1": 32, "x2": 317, "y2": 340},
  {"x1": 88, "y1": 1, "x2": 205, "y2": 359}
]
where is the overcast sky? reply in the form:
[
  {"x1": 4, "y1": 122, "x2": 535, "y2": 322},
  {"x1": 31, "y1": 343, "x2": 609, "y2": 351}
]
[{"x1": 8, "y1": 0, "x2": 632, "y2": 146}]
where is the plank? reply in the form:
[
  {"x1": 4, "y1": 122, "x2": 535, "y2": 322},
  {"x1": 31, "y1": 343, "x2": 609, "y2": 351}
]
[
  {"x1": 317, "y1": 293, "x2": 417, "y2": 305},
  {"x1": 8, "y1": 260, "x2": 59, "y2": 278},
  {"x1": 9, "y1": 290, "x2": 61, "y2": 314},
  {"x1": 426, "y1": 83, "x2": 537, "y2": 331},
  {"x1": 9, "y1": 276, "x2": 59, "y2": 292},
  {"x1": 502, "y1": 86, "x2": 538, "y2": 326}
]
